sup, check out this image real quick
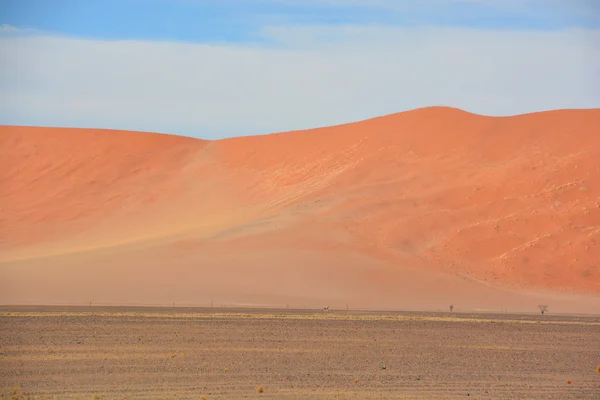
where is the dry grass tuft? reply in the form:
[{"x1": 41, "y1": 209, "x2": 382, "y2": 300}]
[
  {"x1": 170, "y1": 353, "x2": 177, "y2": 358},
  {"x1": 353, "y1": 378, "x2": 359, "y2": 383},
  {"x1": 223, "y1": 368, "x2": 229, "y2": 372},
  {"x1": 256, "y1": 385, "x2": 264, "y2": 393},
  {"x1": 566, "y1": 379, "x2": 572, "y2": 385}
]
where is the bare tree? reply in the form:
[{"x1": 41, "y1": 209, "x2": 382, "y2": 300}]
[
  {"x1": 449, "y1": 304, "x2": 454, "y2": 313},
  {"x1": 538, "y1": 305, "x2": 548, "y2": 315}
]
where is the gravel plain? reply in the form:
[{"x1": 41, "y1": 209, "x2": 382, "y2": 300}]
[{"x1": 1, "y1": 306, "x2": 599, "y2": 399}]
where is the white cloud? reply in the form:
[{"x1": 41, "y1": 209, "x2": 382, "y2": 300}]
[{"x1": 1, "y1": 25, "x2": 599, "y2": 138}]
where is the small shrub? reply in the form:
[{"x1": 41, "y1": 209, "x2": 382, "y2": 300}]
[
  {"x1": 566, "y1": 379, "x2": 572, "y2": 385},
  {"x1": 256, "y1": 385, "x2": 264, "y2": 393},
  {"x1": 597, "y1": 365, "x2": 600, "y2": 373},
  {"x1": 353, "y1": 378, "x2": 359, "y2": 383}
]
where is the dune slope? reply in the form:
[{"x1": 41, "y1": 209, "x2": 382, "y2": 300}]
[{"x1": 1, "y1": 107, "x2": 599, "y2": 313}]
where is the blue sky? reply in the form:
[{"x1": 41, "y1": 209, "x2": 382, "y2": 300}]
[
  {"x1": 1, "y1": 0, "x2": 599, "y2": 138},
  {"x1": 3, "y1": 0, "x2": 600, "y2": 41}
]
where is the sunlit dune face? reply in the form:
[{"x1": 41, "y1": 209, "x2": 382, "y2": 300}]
[{"x1": 1, "y1": 107, "x2": 599, "y2": 310}]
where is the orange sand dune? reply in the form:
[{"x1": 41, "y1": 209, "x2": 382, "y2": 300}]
[{"x1": 1, "y1": 107, "x2": 599, "y2": 313}]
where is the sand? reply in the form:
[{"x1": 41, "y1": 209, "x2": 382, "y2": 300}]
[{"x1": 1, "y1": 106, "x2": 599, "y2": 313}]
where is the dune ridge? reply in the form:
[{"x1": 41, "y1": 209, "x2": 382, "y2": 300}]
[{"x1": 1, "y1": 107, "x2": 599, "y2": 313}]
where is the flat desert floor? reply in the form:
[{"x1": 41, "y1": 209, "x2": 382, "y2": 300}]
[{"x1": 1, "y1": 307, "x2": 599, "y2": 399}]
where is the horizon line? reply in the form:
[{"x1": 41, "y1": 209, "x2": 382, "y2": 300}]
[{"x1": 2, "y1": 105, "x2": 599, "y2": 141}]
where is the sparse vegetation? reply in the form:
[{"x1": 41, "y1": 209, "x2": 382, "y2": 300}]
[
  {"x1": 538, "y1": 305, "x2": 548, "y2": 315},
  {"x1": 3, "y1": 308, "x2": 599, "y2": 325},
  {"x1": 256, "y1": 385, "x2": 264, "y2": 393},
  {"x1": 449, "y1": 304, "x2": 454, "y2": 312}
]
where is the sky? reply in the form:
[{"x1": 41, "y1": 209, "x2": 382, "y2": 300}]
[{"x1": 1, "y1": 0, "x2": 599, "y2": 139}]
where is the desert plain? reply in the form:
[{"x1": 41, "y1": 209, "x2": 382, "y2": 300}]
[{"x1": 1, "y1": 306, "x2": 599, "y2": 400}]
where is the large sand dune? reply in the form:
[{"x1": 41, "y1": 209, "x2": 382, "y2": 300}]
[{"x1": 1, "y1": 107, "x2": 599, "y2": 313}]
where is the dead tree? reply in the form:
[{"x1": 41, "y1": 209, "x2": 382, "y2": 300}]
[{"x1": 538, "y1": 305, "x2": 548, "y2": 315}]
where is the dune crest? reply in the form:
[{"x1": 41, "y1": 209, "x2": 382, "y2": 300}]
[{"x1": 1, "y1": 107, "x2": 599, "y2": 312}]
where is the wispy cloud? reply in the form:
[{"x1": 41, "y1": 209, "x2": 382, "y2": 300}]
[
  {"x1": 1, "y1": 24, "x2": 598, "y2": 139},
  {"x1": 0, "y1": 23, "x2": 40, "y2": 36},
  {"x1": 0, "y1": 24, "x2": 20, "y2": 33}
]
